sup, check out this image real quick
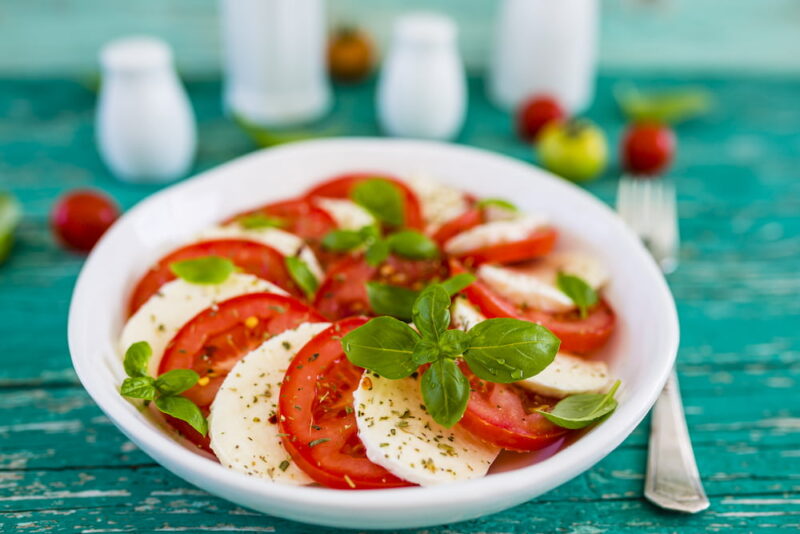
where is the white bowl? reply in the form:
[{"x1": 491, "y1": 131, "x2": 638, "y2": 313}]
[{"x1": 69, "y1": 138, "x2": 678, "y2": 530}]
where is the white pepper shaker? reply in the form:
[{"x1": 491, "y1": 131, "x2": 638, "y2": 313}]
[
  {"x1": 377, "y1": 13, "x2": 466, "y2": 140},
  {"x1": 96, "y1": 36, "x2": 196, "y2": 184}
]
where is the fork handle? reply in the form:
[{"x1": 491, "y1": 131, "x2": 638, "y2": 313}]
[{"x1": 644, "y1": 369, "x2": 710, "y2": 513}]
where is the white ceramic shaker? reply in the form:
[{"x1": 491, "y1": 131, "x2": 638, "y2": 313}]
[
  {"x1": 377, "y1": 13, "x2": 466, "y2": 140},
  {"x1": 220, "y1": 0, "x2": 330, "y2": 127},
  {"x1": 488, "y1": 0, "x2": 599, "y2": 113},
  {"x1": 96, "y1": 37, "x2": 197, "y2": 184}
]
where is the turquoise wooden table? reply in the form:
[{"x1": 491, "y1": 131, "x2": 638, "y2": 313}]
[{"x1": 1, "y1": 74, "x2": 799, "y2": 532}]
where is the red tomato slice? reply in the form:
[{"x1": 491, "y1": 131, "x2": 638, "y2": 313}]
[
  {"x1": 305, "y1": 173, "x2": 424, "y2": 230},
  {"x1": 128, "y1": 239, "x2": 304, "y2": 316},
  {"x1": 158, "y1": 292, "x2": 326, "y2": 450},
  {"x1": 279, "y1": 317, "x2": 412, "y2": 489},
  {"x1": 459, "y1": 364, "x2": 569, "y2": 452},
  {"x1": 231, "y1": 197, "x2": 337, "y2": 242},
  {"x1": 449, "y1": 226, "x2": 558, "y2": 266},
  {"x1": 431, "y1": 206, "x2": 482, "y2": 245}
]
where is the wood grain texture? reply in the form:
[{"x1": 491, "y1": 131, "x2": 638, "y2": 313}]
[{"x1": 0, "y1": 75, "x2": 799, "y2": 532}]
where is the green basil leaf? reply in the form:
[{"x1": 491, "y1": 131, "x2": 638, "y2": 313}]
[
  {"x1": 464, "y1": 318, "x2": 560, "y2": 383},
  {"x1": 537, "y1": 380, "x2": 621, "y2": 429},
  {"x1": 0, "y1": 192, "x2": 22, "y2": 264},
  {"x1": 351, "y1": 179, "x2": 405, "y2": 227},
  {"x1": 476, "y1": 198, "x2": 518, "y2": 212},
  {"x1": 359, "y1": 224, "x2": 381, "y2": 241},
  {"x1": 412, "y1": 284, "x2": 451, "y2": 341},
  {"x1": 120, "y1": 376, "x2": 157, "y2": 400},
  {"x1": 421, "y1": 359, "x2": 470, "y2": 428},
  {"x1": 439, "y1": 273, "x2": 476, "y2": 296},
  {"x1": 155, "y1": 369, "x2": 199, "y2": 396},
  {"x1": 386, "y1": 231, "x2": 439, "y2": 260},
  {"x1": 236, "y1": 213, "x2": 286, "y2": 229},
  {"x1": 170, "y1": 256, "x2": 235, "y2": 285},
  {"x1": 438, "y1": 328, "x2": 470, "y2": 358},
  {"x1": 285, "y1": 256, "x2": 318, "y2": 298},
  {"x1": 341, "y1": 316, "x2": 419, "y2": 379},
  {"x1": 556, "y1": 272, "x2": 598, "y2": 319},
  {"x1": 322, "y1": 229, "x2": 366, "y2": 251},
  {"x1": 365, "y1": 239, "x2": 390, "y2": 267},
  {"x1": 366, "y1": 282, "x2": 419, "y2": 321},
  {"x1": 155, "y1": 395, "x2": 208, "y2": 436},
  {"x1": 411, "y1": 337, "x2": 440, "y2": 365},
  {"x1": 615, "y1": 84, "x2": 712, "y2": 124},
  {"x1": 123, "y1": 341, "x2": 152, "y2": 378}
]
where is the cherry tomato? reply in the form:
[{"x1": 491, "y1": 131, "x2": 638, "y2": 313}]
[
  {"x1": 51, "y1": 190, "x2": 120, "y2": 253},
  {"x1": 621, "y1": 122, "x2": 676, "y2": 176},
  {"x1": 230, "y1": 197, "x2": 337, "y2": 242},
  {"x1": 127, "y1": 239, "x2": 305, "y2": 316},
  {"x1": 538, "y1": 120, "x2": 608, "y2": 182},
  {"x1": 328, "y1": 28, "x2": 374, "y2": 83},
  {"x1": 450, "y1": 227, "x2": 558, "y2": 266},
  {"x1": 279, "y1": 318, "x2": 412, "y2": 489},
  {"x1": 516, "y1": 95, "x2": 565, "y2": 141}
]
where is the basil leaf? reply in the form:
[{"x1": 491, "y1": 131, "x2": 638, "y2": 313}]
[
  {"x1": 387, "y1": 231, "x2": 439, "y2": 260},
  {"x1": 341, "y1": 316, "x2": 419, "y2": 379},
  {"x1": 537, "y1": 380, "x2": 621, "y2": 429},
  {"x1": 120, "y1": 376, "x2": 157, "y2": 400},
  {"x1": 411, "y1": 337, "x2": 440, "y2": 365},
  {"x1": 351, "y1": 179, "x2": 405, "y2": 227},
  {"x1": 556, "y1": 272, "x2": 598, "y2": 319},
  {"x1": 170, "y1": 256, "x2": 235, "y2": 285},
  {"x1": 439, "y1": 273, "x2": 476, "y2": 296},
  {"x1": 285, "y1": 256, "x2": 318, "y2": 298},
  {"x1": 359, "y1": 224, "x2": 381, "y2": 241},
  {"x1": 366, "y1": 282, "x2": 419, "y2": 321},
  {"x1": 155, "y1": 369, "x2": 199, "y2": 396},
  {"x1": 476, "y1": 198, "x2": 517, "y2": 212},
  {"x1": 464, "y1": 318, "x2": 560, "y2": 383},
  {"x1": 237, "y1": 213, "x2": 286, "y2": 229},
  {"x1": 155, "y1": 395, "x2": 208, "y2": 436},
  {"x1": 615, "y1": 84, "x2": 712, "y2": 124},
  {"x1": 438, "y1": 328, "x2": 470, "y2": 358},
  {"x1": 0, "y1": 192, "x2": 21, "y2": 264},
  {"x1": 123, "y1": 341, "x2": 152, "y2": 378},
  {"x1": 412, "y1": 284, "x2": 451, "y2": 341},
  {"x1": 365, "y1": 239, "x2": 390, "y2": 267},
  {"x1": 322, "y1": 229, "x2": 366, "y2": 251},
  {"x1": 421, "y1": 359, "x2": 470, "y2": 428}
]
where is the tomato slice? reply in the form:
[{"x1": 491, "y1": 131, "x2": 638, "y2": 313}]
[
  {"x1": 450, "y1": 226, "x2": 558, "y2": 266},
  {"x1": 231, "y1": 197, "x2": 337, "y2": 242},
  {"x1": 432, "y1": 206, "x2": 483, "y2": 245},
  {"x1": 313, "y1": 255, "x2": 449, "y2": 320},
  {"x1": 305, "y1": 173, "x2": 424, "y2": 230},
  {"x1": 158, "y1": 292, "x2": 326, "y2": 450},
  {"x1": 279, "y1": 317, "x2": 412, "y2": 489},
  {"x1": 128, "y1": 239, "x2": 304, "y2": 316},
  {"x1": 459, "y1": 364, "x2": 570, "y2": 452}
]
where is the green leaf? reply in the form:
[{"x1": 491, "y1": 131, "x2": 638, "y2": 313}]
[
  {"x1": 556, "y1": 272, "x2": 598, "y2": 319},
  {"x1": 155, "y1": 395, "x2": 208, "y2": 436},
  {"x1": 464, "y1": 318, "x2": 560, "y2": 383},
  {"x1": 438, "y1": 328, "x2": 470, "y2": 358},
  {"x1": 120, "y1": 376, "x2": 157, "y2": 400},
  {"x1": 285, "y1": 256, "x2": 319, "y2": 299},
  {"x1": 0, "y1": 192, "x2": 21, "y2": 264},
  {"x1": 170, "y1": 256, "x2": 235, "y2": 285},
  {"x1": 615, "y1": 84, "x2": 712, "y2": 124},
  {"x1": 411, "y1": 337, "x2": 440, "y2": 365},
  {"x1": 155, "y1": 369, "x2": 199, "y2": 396},
  {"x1": 123, "y1": 341, "x2": 152, "y2": 378},
  {"x1": 412, "y1": 284, "x2": 451, "y2": 342},
  {"x1": 421, "y1": 359, "x2": 470, "y2": 428},
  {"x1": 366, "y1": 282, "x2": 419, "y2": 321},
  {"x1": 365, "y1": 239, "x2": 390, "y2": 267},
  {"x1": 476, "y1": 198, "x2": 518, "y2": 212},
  {"x1": 236, "y1": 213, "x2": 286, "y2": 229},
  {"x1": 351, "y1": 179, "x2": 405, "y2": 227},
  {"x1": 322, "y1": 229, "x2": 366, "y2": 251},
  {"x1": 341, "y1": 316, "x2": 419, "y2": 379},
  {"x1": 386, "y1": 231, "x2": 439, "y2": 260},
  {"x1": 537, "y1": 380, "x2": 621, "y2": 429},
  {"x1": 439, "y1": 273, "x2": 476, "y2": 296}
]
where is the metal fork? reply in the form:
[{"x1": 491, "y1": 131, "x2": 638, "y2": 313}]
[{"x1": 616, "y1": 176, "x2": 710, "y2": 514}]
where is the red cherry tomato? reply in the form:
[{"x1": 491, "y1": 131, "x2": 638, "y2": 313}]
[
  {"x1": 279, "y1": 318, "x2": 413, "y2": 489},
  {"x1": 51, "y1": 190, "x2": 120, "y2": 252},
  {"x1": 516, "y1": 95, "x2": 565, "y2": 141},
  {"x1": 621, "y1": 122, "x2": 676, "y2": 176}
]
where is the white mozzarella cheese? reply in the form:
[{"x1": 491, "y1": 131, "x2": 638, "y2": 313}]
[
  {"x1": 518, "y1": 352, "x2": 611, "y2": 398},
  {"x1": 353, "y1": 372, "x2": 500, "y2": 486},
  {"x1": 120, "y1": 273, "x2": 284, "y2": 375},
  {"x1": 407, "y1": 174, "x2": 469, "y2": 231},
  {"x1": 444, "y1": 214, "x2": 549, "y2": 255},
  {"x1": 451, "y1": 296, "x2": 486, "y2": 331},
  {"x1": 209, "y1": 322, "x2": 330, "y2": 484},
  {"x1": 314, "y1": 197, "x2": 375, "y2": 230}
]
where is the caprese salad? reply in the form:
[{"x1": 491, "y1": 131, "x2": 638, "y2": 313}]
[{"x1": 118, "y1": 172, "x2": 620, "y2": 489}]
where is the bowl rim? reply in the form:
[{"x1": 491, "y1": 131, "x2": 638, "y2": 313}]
[{"x1": 69, "y1": 137, "x2": 678, "y2": 516}]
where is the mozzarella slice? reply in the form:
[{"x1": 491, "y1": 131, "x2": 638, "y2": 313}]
[
  {"x1": 444, "y1": 214, "x2": 549, "y2": 255},
  {"x1": 354, "y1": 372, "x2": 500, "y2": 486},
  {"x1": 451, "y1": 296, "x2": 486, "y2": 331},
  {"x1": 120, "y1": 273, "x2": 284, "y2": 375},
  {"x1": 209, "y1": 322, "x2": 330, "y2": 484},
  {"x1": 406, "y1": 174, "x2": 469, "y2": 231},
  {"x1": 519, "y1": 352, "x2": 611, "y2": 398},
  {"x1": 314, "y1": 197, "x2": 375, "y2": 230}
]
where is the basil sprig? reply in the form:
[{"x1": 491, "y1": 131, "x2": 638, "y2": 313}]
[
  {"x1": 285, "y1": 256, "x2": 318, "y2": 298},
  {"x1": 342, "y1": 284, "x2": 560, "y2": 428},
  {"x1": 170, "y1": 256, "x2": 235, "y2": 285},
  {"x1": 119, "y1": 341, "x2": 208, "y2": 436},
  {"x1": 236, "y1": 213, "x2": 286, "y2": 229},
  {"x1": 556, "y1": 272, "x2": 598, "y2": 319},
  {"x1": 0, "y1": 192, "x2": 21, "y2": 264},
  {"x1": 321, "y1": 224, "x2": 439, "y2": 267},
  {"x1": 367, "y1": 273, "x2": 476, "y2": 320},
  {"x1": 537, "y1": 380, "x2": 621, "y2": 429},
  {"x1": 351, "y1": 179, "x2": 405, "y2": 227}
]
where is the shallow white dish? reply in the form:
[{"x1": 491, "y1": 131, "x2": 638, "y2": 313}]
[{"x1": 69, "y1": 138, "x2": 678, "y2": 529}]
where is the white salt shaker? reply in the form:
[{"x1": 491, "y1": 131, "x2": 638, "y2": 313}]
[
  {"x1": 488, "y1": 0, "x2": 598, "y2": 113},
  {"x1": 96, "y1": 36, "x2": 196, "y2": 184},
  {"x1": 377, "y1": 13, "x2": 466, "y2": 140}
]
